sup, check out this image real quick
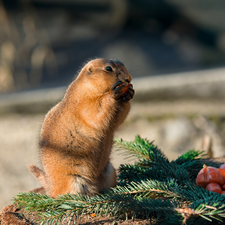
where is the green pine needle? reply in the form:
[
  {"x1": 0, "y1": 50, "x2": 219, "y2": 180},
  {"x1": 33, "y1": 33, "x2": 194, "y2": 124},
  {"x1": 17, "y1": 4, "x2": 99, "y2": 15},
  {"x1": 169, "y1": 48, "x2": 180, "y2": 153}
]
[{"x1": 114, "y1": 135, "x2": 167, "y2": 160}]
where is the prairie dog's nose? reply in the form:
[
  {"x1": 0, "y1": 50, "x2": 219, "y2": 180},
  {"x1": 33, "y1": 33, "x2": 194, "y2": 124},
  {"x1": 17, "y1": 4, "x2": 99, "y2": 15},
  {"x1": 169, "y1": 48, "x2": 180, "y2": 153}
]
[{"x1": 118, "y1": 73, "x2": 132, "y2": 85}]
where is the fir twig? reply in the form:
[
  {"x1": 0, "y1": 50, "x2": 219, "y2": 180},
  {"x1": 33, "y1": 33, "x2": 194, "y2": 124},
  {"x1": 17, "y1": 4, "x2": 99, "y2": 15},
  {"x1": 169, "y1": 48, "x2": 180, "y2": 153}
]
[
  {"x1": 114, "y1": 135, "x2": 164, "y2": 160},
  {"x1": 14, "y1": 135, "x2": 225, "y2": 224}
]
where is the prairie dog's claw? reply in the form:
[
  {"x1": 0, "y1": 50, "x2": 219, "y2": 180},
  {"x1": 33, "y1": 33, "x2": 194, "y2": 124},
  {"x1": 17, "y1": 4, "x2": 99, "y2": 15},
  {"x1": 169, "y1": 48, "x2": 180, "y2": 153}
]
[{"x1": 112, "y1": 81, "x2": 134, "y2": 102}]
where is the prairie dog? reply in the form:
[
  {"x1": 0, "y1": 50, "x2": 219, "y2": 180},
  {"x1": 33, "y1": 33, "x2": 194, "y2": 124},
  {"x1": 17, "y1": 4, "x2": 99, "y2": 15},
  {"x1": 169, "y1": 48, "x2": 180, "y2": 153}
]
[{"x1": 29, "y1": 58, "x2": 134, "y2": 198}]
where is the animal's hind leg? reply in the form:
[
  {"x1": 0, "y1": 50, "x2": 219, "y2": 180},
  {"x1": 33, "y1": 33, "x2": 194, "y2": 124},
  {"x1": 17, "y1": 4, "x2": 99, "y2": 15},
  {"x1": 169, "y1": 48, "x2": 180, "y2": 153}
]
[
  {"x1": 71, "y1": 176, "x2": 99, "y2": 196},
  {"x1": 99, "y1": 162, "x2": 117, "y2": 192}
]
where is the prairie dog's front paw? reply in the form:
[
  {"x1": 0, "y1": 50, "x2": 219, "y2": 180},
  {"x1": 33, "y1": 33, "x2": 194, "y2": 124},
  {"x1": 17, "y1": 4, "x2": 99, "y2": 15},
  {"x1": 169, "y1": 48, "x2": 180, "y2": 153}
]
[{"x1": 112, "y1": 81, "x2": 134, "y2": 102}]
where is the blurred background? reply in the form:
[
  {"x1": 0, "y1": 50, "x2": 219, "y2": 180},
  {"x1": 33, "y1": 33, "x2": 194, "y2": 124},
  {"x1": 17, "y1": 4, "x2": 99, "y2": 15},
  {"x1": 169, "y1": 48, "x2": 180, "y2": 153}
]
[
  {"x1": 1, "y1": 0, "x2": 225, "y2": 92},
  {"x1": 1, "y1": 0, "x2": 225, "y2": 210}
]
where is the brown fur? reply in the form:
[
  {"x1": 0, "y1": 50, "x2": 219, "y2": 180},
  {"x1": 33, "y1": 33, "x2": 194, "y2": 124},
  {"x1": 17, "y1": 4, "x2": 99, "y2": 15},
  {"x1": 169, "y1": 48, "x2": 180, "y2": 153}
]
[{"x1": 29, "y1": 58, "x2": 134, "y2": 198}]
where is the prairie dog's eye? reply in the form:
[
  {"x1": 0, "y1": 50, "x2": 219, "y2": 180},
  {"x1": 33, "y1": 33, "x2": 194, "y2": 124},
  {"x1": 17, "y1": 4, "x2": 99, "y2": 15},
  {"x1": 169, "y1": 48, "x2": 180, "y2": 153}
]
[{"x1": 105, "y1": 66, "x2": 113, "y2": 72}]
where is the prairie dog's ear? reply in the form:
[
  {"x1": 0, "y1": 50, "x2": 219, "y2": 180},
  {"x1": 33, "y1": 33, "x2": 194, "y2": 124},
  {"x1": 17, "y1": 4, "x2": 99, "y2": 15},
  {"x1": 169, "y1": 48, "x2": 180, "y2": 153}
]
[{"x1": 87, "y1": 64, "x2": 93, "y2": 73}]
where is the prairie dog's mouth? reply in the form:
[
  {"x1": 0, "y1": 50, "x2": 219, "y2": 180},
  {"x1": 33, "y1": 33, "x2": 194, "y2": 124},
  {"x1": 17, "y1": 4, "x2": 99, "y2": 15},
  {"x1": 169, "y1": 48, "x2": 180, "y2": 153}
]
[{"x1": 123, "y1": 83, "x2": 133, "y2": 90}]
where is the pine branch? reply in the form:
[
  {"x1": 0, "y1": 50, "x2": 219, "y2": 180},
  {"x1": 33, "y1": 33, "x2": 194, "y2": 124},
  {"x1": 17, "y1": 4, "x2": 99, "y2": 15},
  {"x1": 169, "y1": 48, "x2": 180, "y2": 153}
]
[
  {"x1": 113, "y1": 179, "x2": 183, "y2": 200},
  {"x1": 118, "y1": 158, "x2": 190, "y2": 185},
  {"x1": 14, "y1": 179, "x2": 225, "y2": 224},
  {"x1": 15, "y1": 190, "x2": 225, "y2": 225},
  {"x1": 194, "y1": 203, "x2": 225, "y2": 222},
  {"x1": 114, "y1": 135, "x2": 167, "y2": 161},
  {"x1": 15, "y1": 191, "x2": 183, "y2": 224},
  {"x1": 175, "y1": 149, "x2": 204, "y2": 163},
  {"x1": 14, "y1": 135, "x2": 225, "y2": 225}
]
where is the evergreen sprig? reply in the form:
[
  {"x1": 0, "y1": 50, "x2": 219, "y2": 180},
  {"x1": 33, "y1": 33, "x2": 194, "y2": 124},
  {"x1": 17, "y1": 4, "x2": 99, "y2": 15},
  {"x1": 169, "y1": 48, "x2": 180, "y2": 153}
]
[
  {"x1": 14, "y1": 135, "x2": 225, "y2": 224},
  {"x1": 114, "y1": 135, "x2": 166, "y2": 160}
]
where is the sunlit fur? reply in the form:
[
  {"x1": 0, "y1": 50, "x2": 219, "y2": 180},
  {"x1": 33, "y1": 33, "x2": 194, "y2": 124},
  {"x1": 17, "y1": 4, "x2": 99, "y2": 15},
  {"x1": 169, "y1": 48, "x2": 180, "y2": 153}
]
[{"x1": 29, "y1": 58, "x2": 134, "y2": 198}]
